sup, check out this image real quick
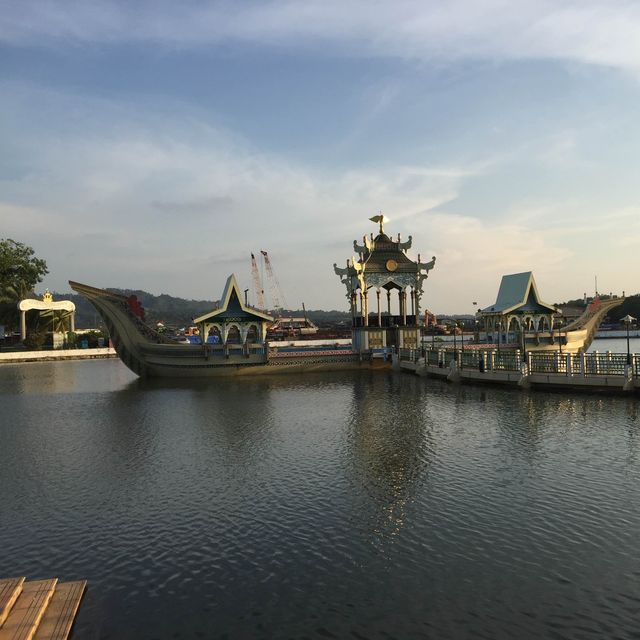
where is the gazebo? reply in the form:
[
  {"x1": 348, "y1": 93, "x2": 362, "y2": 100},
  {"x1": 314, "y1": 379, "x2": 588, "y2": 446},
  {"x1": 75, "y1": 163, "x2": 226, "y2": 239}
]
[
  {"x1": 18, "y1": 290, "x2": 76, "y2": 343},
  {"x1": 479, "y1": 272, "x2": 558, "y2": 347},
  {"x1": 334, "y1": 215, "x2": 436, "y2": 353},
  {"x1": 192, "y1": 274, "x2": 273, "y2": 353}
]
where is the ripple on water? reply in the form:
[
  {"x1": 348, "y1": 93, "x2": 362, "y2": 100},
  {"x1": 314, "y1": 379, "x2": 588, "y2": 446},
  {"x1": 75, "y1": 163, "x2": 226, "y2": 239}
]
[{"x1": 1, "y1": 362, "x2": 640, "y2": 639}]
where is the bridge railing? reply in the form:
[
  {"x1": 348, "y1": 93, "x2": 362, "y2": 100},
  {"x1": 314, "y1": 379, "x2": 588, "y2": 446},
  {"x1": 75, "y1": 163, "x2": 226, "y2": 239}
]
[{"x1": 401, "y1": 348, "x2": 640, "y2": 378}]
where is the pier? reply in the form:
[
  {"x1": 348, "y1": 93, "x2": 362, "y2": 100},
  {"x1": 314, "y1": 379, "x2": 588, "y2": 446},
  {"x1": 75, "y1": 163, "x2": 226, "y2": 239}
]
[
  {"x1": 398, "y1": 347, "x2": 640, "y2": 393},
  {"x1": 0, "y1": 577, "x2": 85, "y2": 640}
]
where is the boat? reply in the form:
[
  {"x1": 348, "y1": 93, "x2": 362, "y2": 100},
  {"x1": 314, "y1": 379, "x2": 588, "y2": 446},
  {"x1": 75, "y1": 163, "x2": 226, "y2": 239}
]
[{"x1": 69, "y1": 275, "x2": 376, "y2": 378}]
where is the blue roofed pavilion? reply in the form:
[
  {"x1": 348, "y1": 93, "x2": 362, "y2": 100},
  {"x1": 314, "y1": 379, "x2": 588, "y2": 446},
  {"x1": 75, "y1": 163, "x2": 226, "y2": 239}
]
[{"x1": 480, "y1": 272, "x2": 559, "y2": 346}]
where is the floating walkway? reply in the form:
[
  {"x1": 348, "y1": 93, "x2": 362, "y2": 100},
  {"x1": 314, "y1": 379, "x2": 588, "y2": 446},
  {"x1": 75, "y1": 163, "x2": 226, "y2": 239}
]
[
  {"x1": 399, "y1": 347, "x2": 640, "y2": 394},
  {"x1": 0, "y1": 577, "x2": 85, "y2": 640}
]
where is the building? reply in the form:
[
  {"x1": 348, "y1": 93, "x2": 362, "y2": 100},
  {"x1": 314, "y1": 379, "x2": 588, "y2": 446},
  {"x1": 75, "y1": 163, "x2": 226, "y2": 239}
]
[
  {"x1": 479, "y1": 272, "x2": 558, "y2": 346},
  {"x1": 334, "y1": 215, "x2": 436, "y2": 353}
]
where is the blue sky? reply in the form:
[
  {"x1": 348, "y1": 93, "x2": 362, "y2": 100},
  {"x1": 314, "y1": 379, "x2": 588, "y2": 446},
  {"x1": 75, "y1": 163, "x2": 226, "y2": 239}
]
[{"x1": 2, "y1": 1, "x2": 640, "y2": 312}]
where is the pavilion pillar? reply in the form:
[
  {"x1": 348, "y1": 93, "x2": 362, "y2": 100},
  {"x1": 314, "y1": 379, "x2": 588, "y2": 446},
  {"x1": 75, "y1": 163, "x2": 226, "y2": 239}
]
[
  {"x1": 359, "y1": 291, "x2": 364, "y2": 324},
  {"x1": 387, "y1": 290, "x2": 391, "y2": 317},
  {"x1": 70, "y1": 312, "x2": 75, "y2": 333},
  {"x1": 377, "y1": 289, "x2": 381, "y2": 327},
  {"x1": 402, "y1": 290, "x2": 407, "y2": 326},
  {"x1": 20, "y1": 310, "x2": 27, "y2": 341},
  {"x1": 363, "y1": 289, "x2": 369, "y2": 327}
]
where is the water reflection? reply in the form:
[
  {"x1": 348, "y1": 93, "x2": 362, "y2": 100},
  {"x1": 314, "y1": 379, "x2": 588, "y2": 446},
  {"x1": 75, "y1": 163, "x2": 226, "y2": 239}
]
[
  {"x1": 3, "y1": 360, "x2": 640, "y2": 639},
  {"x1": 346, "y1": 372, "x2": 434, "y2": 549}
]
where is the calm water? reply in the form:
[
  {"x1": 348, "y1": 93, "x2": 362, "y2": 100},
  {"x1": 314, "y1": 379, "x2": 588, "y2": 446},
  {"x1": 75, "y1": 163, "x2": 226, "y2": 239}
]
[
  {"x1": 589, "y1": 336, "x2": 640, "y2": 353},
  {"x1": 2, "y1": 359, "x2": 640, "y2": 640}
]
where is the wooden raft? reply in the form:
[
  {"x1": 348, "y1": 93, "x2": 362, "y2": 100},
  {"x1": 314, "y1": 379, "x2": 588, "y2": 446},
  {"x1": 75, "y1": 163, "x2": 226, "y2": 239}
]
[{"x1": 0, "y1": 577, "x2": 86, "y2": 640}]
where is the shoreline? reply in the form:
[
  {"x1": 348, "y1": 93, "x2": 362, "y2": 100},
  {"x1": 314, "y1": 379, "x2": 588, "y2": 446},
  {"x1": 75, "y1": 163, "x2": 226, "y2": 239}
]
[{"x1": 0, "y1": 347, "x2": 117, "y2": 364}]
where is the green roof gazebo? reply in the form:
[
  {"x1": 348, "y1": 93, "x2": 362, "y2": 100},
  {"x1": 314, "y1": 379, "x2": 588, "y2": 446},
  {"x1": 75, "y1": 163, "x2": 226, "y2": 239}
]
[{"x1": 480, "y1": 272, "x2": 558, "y2": 347}]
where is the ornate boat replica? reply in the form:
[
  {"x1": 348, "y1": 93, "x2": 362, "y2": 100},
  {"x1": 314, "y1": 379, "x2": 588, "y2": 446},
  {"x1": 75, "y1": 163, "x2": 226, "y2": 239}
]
[
  {"x1": 71, "y1": 217, "x2": 436, "y2": 378},
  {"x1": 69, "y1": 275, "x2": 366, "y2": 378}
]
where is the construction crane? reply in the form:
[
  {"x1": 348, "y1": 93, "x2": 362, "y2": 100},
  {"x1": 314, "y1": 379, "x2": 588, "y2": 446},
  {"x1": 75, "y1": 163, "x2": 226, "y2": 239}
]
[
  {"x1": 250, "y1": 253, "x2": 266, "y2": 310},
  {"x1": 261, "y1": 250, "x2": 287, "y2": 313}
]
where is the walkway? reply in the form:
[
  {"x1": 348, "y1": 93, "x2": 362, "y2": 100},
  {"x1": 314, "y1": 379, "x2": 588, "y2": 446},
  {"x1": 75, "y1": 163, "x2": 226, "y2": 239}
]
[{"x1": 399, "y1": 347, "x2": 640, "y2": 394}]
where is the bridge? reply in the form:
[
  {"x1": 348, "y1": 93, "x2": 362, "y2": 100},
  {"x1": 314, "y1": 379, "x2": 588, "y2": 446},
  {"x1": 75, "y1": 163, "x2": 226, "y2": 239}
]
[{"x1": 561, "y1": 296, "x2": 626, "y2": 351}]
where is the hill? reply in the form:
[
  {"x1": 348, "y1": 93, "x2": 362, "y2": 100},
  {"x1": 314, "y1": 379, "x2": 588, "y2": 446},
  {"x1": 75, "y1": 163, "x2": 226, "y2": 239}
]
[{"x1": 56, "y1": 289, "x2": 351, "y2": 330}]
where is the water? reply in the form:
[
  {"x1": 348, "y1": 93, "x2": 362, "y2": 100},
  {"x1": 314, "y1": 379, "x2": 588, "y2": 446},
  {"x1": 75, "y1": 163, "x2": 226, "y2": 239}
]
[
  {"x1": 2, "y1": 360, "x2": 640, "y2": 640},
  {"x1": 589, "y1": 336, "x2": 640, "y2": 354}
]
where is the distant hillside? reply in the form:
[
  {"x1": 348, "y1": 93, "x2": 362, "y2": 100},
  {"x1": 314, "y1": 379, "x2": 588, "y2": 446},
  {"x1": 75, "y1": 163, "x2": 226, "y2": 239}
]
[
  {"x1": 55, "y1": 290, "x2": 218, "y2": 329},
  {"x1": 56, "y1": 289, "x2": 351, "y2": 330}
]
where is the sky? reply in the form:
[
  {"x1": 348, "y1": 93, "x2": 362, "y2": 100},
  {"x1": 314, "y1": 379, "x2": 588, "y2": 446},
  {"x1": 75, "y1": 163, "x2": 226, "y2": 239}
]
[{"x1": 2, "y1": 0, "x2": 640, "y2": 313}]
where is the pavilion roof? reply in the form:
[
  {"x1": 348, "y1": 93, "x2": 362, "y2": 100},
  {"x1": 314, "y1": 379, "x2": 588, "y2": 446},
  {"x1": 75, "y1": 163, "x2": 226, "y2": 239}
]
[
  {"x1": 481, "y1": 271, "x2": 557, "y2": 315},
  {"x1": 193, "y1": 274, "x2": 274, "y2": 324}
]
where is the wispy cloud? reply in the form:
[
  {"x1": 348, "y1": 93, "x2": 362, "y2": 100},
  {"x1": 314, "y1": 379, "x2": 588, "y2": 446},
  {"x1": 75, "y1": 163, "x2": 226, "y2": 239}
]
[
  {"x1": 0, "y1": 83, "x2": 481, "y2": 306},
  {"x1": 3, "y1": 1, "x2": 640, "y2": 73}
]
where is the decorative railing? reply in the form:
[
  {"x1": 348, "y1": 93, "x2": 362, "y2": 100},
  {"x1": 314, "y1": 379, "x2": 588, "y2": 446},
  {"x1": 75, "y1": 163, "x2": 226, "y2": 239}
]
[{"x1": 399, "y1": 348, "x2": 639, "y2": 378}]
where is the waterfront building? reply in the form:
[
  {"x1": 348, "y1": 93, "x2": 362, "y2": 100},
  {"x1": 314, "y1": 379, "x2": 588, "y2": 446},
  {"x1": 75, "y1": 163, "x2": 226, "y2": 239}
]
[
  {"x1": 333, "y1": 216, "x2": 436, "y2": 353},
  {"x1": 479, "y1": 272, "x2": 558, "y2": 347}
]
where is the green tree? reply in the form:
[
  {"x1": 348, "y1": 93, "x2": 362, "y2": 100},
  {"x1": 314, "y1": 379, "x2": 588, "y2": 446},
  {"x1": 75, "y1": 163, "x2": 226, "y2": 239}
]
[{"x1": 0, "y1": 238, "x2": 49, "y2": 303}]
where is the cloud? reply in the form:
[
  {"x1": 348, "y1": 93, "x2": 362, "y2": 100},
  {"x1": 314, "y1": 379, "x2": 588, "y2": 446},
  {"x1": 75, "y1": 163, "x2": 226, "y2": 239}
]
[
  {"x1": 152, "y1": 196, "x2": 234, "y2": 217},
  {"x1": 1, "y1": 81, "x2": 636, "y2": 311},
  {"x1": 3, "y1": 1, "x2": 640, "y2": 73},
  {"x1": 0, "y1": 83, "x2": 481, "y2": 307}
]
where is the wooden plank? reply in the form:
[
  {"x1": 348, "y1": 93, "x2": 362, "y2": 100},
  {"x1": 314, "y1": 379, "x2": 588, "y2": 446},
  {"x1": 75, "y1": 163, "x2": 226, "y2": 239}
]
[
  {"x1": 33, "y1": 582, "x2": 86, "y2": 640},
  {"x1": 0, "y1": 580, "x2": 57, "y2": 640},
  {"x1": 0, "y1": 578, "x2": 25, "y2": 628}
]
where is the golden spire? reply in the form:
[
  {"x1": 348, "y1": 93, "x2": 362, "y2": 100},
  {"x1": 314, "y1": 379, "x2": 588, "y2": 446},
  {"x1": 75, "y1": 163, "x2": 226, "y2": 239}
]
[{"x1": 369, "y1": 213, "x2": 388, "y2": 235}]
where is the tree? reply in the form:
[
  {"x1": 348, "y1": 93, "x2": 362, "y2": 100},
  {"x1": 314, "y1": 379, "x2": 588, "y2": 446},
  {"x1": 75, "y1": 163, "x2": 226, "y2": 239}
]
[{"x1": 0, "y1": 239, "x2": 49, "y2": 303}]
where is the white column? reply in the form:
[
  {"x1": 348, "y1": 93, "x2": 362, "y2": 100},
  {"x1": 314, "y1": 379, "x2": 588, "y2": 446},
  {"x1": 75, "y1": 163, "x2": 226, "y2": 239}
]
[
  {"x1": 402, "y1": 289, "x2": 407, "y2": 325},
  {"x1": 363, "y1": 289, "x2": 369, "y2": 327},
  {"x1": 20, "y1": 311, "x2": 26, "y2": 341}
]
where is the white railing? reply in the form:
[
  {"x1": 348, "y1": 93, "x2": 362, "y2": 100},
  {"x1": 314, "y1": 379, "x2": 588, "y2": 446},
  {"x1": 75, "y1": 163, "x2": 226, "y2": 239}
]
[{"x1": 398, "y1": 348, "x2": 639, "y2": 378}]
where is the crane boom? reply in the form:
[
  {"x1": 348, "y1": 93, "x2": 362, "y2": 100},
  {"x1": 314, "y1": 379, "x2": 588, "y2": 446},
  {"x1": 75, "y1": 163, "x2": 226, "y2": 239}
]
[
  {"x1": 250, "y1": 253, "x2": 265, "y2": 310},
  {"x1": 261, "y1": 250, "x2": 287, "y2": 312}
]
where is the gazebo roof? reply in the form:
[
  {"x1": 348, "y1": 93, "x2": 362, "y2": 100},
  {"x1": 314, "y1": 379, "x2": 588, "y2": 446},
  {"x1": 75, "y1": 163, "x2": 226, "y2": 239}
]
[
  {"x1": 481, "y1": 272, "x2": 557, "y2": 315},
  {"x1": 193, "y1": 274, "x2": 274, "y2": 324}
]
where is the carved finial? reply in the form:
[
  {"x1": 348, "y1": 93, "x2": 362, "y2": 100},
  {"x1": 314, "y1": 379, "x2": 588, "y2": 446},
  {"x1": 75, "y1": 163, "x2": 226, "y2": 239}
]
[{"x1": 369, "y1": 213, "x2": 387, "y2": 235}]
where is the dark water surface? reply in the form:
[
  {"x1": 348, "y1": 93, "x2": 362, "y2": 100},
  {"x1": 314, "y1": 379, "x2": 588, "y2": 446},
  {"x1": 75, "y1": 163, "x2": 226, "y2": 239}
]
[{"x1": 2, "y1": 360, "x2": 640, "y2": 639}]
